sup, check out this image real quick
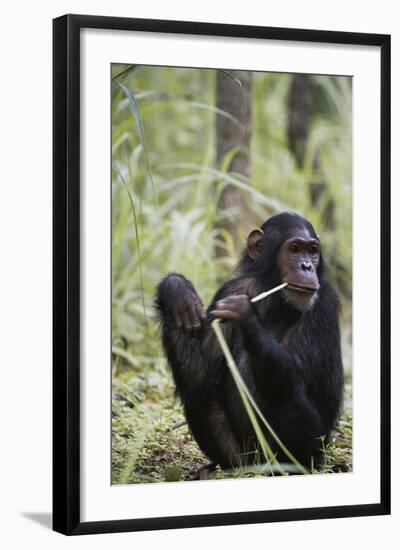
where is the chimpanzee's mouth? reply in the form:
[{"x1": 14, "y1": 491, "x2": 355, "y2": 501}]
[{"x1": 287, "y1": 283, "x2": 318, "y2": 294}]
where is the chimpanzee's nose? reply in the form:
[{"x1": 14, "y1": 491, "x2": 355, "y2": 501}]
[{"x1": 301, "y1": 260, "x2": 312, "y2": 272}]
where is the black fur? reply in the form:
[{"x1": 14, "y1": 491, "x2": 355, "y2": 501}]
[{"x1": 155, "y1": 213, "x2": 343, "y2": 470}]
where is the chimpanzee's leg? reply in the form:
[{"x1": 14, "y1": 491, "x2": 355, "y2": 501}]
[{"x1": 155, "y1": 274, "x2": 241, "y2": 466}]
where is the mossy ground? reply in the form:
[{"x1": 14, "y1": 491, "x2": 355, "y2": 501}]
[{"x1": 112, "y1": 359, "x2": 352, "y2": 484}]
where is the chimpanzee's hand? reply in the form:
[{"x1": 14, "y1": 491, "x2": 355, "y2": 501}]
[
  {"x1": 210, "y1": 294, "x2": 253, "y2": 322},
  {"x1": 165, "y1": 275, "x2": 207, "y2": 336}
]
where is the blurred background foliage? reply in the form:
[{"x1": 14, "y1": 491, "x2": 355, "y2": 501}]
[{"x1": 111, "y1": 64, "x2": 352, "y2": 484}]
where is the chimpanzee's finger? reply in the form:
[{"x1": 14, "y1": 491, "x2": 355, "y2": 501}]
[
  {"x1": 188, "y1": 304, "x2": 202, "y2": 334},
  {"x1": 214, "y1": 299, "x2": 230, "y2": 310},
  {"x1": 172, "y1": 308, "x2": 183, "y2": 329},
  {"x1": 209, "y1": 309, "x2": 240, "y2": 320},
  {"x1": 215, "y1": 297, "x2": 239, "y2": 308},
  {"x1": 220, "y1": 295, "x2": 248, "y2": 306},
  {"x1": 195, "y1": 301, "x2": 207, "y2": 329},
  {"x1": 181, "y1": 310, "x2": 194, "y2": 335}
]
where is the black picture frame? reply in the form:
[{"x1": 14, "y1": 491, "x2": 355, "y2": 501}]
[{"x1": 53, "y1": 14, "x2": 391, "y2": 535}]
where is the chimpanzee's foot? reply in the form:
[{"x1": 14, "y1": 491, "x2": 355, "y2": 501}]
[{"x1": 193, "y1": 462, "x2": 217, "y2": 480}]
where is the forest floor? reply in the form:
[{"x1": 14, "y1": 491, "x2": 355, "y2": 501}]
[{"x1": 111, "y1": 342, "x2": 353, "y2": 484}]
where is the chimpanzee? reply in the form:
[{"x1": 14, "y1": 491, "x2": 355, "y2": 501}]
[{"x1": 155, "y1": 212, "x2": 343, "y2": 472}]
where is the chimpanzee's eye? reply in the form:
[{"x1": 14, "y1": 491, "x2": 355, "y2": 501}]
[
  {"x1": 309, "y1": 245, "x2": 319, "y2": 255},
  {"x1": 289, "y1": 244, "x2": 300, "y2": 253}
]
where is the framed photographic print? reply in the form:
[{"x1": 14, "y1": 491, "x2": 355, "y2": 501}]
[{"x1": 53, "y1": 14, "x2": 391, "y2": 535}]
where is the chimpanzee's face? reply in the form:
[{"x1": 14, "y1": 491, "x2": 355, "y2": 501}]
[{"x1": 278, "y1": 227, "x2": 320, "y2": 309}]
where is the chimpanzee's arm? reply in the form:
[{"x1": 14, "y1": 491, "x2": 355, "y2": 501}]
[
  {"x1": 239, "y1": 311, "x2": 300, "y2": 386},
  {"x1": 210, "y1": 294, "x2": 301, "y2": 389}
]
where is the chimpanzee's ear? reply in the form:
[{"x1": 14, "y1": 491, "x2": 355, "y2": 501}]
[{"x1": 247, "y1": 228, "x2": 265, "y2": 260}]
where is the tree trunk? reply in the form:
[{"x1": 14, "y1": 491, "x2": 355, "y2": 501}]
[
  {"x1": 287, "y1": 74, "x2": 315, "y2": 169},
  {"x1": 287, "y1": 75, "x2": 350, "y2": 299},
  {"x1": 215, "y1": 70, "x2": 252, "y2": 254},
  {"x1": 287, "y1": 74, "x2": 335, "y2": 230}
]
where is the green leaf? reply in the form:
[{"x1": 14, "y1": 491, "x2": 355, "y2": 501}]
[
  {"x1": 112, "y1": 162, "x2": 147, "y2": 323},
  {"x1": 115, "y1": 81, "x2": 157, "y2": 199}
]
